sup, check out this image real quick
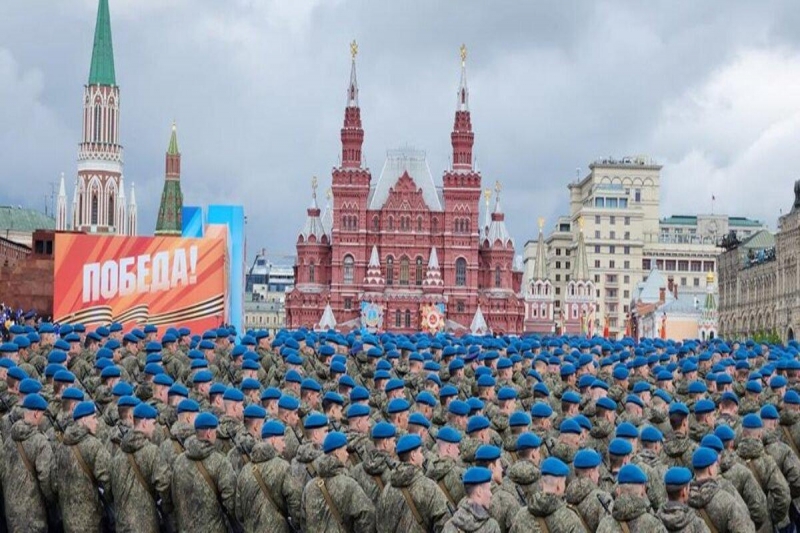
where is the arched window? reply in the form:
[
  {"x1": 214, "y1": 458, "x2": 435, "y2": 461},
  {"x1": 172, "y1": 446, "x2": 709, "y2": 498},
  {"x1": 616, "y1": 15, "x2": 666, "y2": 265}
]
[
  {"x1": 404, "y1": 309, "x2": 412, "y2": 328},
  {"x1": 343, "y1": 255, "x2": 354, "y2": 285},
  {"x1": 91, "y1": 191, "x2": 99, "y2": 225},
  {"x1": 309, "y1": 262, "x2": 316, "y2": 283},
  {"x1": 400, "y1": 256, "x2": 410, "y2": 285},
  {"x1": 432, "y1": 217, "x2": 438, "y2": 233},
  {"x1": 417, "y1": 216, "x2": 423, "y2": 231},
  {"x1": 108, "y1": 193, "x2": 115, "y2": 227},
  {"x1": 464, "y1": 219, "x2": 470, "y2": 233},
  {"x1": 455, "y1": 258, "x2": 467, "y2": 286},
  {"x1": 373, "y1": 216, "x2": 380, "y2": 231},
  {"x1": 386, "y1": 257, "x2": 394, "y2": 285},
  {"x1": 395, "y1": 309, "x2": 401, "y2": 328},
  {"x1": 415, "y1": 257, "x2": 424, "y2": 286},
  {"x1": 495, "y1": 266, "x2": 502, "y2": 288},
  {"x1": 388, "y1": 216, "x2": 394, "y2": 230}
]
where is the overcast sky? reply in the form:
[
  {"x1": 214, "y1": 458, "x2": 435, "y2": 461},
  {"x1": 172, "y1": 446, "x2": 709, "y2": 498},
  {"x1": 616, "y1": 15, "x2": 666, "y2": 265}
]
[{"x1": 2, "y1": 1, "x2": 800, "y2": 261}]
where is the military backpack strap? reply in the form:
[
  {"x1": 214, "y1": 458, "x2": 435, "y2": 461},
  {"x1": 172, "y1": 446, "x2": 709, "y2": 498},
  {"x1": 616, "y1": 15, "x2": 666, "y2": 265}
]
[
  {"x1": 437, "y1": 479, "x2": 457, "y2": 507},
  {"x1": 697, "y1": 507, "x2": 720, "y2": 533},
  {"x1": 70, "y1": 443, "x2": 97, "y2": 486},
  {"x1": 126, "y1": 452, "x2": 156, "y2": 500},
  {"x1": 782, "y1": 426, "x2": 800, "y2": 458},
  {"x1": 400, "y1": 487, "x2": 425, "y2": 528},
  {"x1": 306, "y1": 462, "x2": 317, "y2": 478},
  {"x1": 745, "y1": 459, "x2": 764, "y2": 489},
  {"x1": 566, "y1": 502, "x2": 591, "y2": 532},
  {"x1": 372, "y1": 474, "x2": 385, "y2": 492},
  {"x1": 15, "y1": 440, "x2": 39, "y2": 481},
  {"x1": 315, "y1": 477, "x2": 346, "y2": 532},
  {"x1": 619, "y1": 520, "x2": 631, "y2": 533},
  {"x1": 252, "y1": 464, "x2": 286, "y2": 519},
  {"x1": 534, "y1": 516, "x2": 551, "y2": 533},
  {"x1": 172, "y1": 438, "x2": 184, "y2": 455}
]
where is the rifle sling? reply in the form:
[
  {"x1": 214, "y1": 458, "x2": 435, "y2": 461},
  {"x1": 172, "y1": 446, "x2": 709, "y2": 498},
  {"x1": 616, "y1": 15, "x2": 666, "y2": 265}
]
[
  {"x1": 252, "y1": 464, "x2": 286, "y2": 519},
  {"x1": 400, "y1": 487, "x2": 425, "y2": 527},
  {"x1": 535, "y1": 517, "x2": 551, "y2": 533},
  {"x1": 373, "y1": 474, "x2": 385, "y2": 492},
  {"x1": 698, "y1": 507, "x2": 720, "y2": 533},
  {"x1": 619, "y1": 521, "x2": 631, "y2": 533},
  {"x1": 782, "y1": 426, "x2": 800, "y2": 458},
  {"x1": 126, "y1": 452, "x2": 157, "y2": 501},
  {"x1": 745, "y1": 459, "x2": 764, "y2": 490},
  {"x1": 437, "y1": 479, "x2": 456, "y2": 507},
  {"x1": 194, "y1": 458, "x2": 228, "y2": 515},
  {"x1": 566, "y1": 502, "x2": 591, "y2": 533},
  {"x1": 70, "y1": 443, "x2": 97, "y2": 486},
  {"x1": 15, "y1": 440, "x2": 39, "y2": 483},
  {"x1": 316, "y1": 477, "x2": 346, "y2": 532}
]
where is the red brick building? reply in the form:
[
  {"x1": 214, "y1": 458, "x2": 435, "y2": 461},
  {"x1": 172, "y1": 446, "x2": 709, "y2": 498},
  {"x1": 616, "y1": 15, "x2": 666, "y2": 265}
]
[{"x1": 286, "y1": 45, "x2": 525, "y2": 334}]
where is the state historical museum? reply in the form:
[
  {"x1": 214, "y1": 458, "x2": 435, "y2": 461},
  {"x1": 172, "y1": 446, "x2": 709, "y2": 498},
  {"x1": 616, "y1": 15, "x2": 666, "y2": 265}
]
[{"x1": 286, "y1": 44, "x2": 525, "y2": 334}]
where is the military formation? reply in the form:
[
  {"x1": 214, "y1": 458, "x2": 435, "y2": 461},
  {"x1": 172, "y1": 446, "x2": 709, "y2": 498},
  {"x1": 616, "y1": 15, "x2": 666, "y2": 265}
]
[{"x1": 1, "y1": 320, "x2": 800, "y2": 533}]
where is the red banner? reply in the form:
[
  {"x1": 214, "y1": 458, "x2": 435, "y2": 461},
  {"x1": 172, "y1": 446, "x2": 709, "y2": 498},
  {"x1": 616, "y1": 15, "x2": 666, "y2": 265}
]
[{"x1": 54, "y1": 230, "x2": 228, "y2": 332}]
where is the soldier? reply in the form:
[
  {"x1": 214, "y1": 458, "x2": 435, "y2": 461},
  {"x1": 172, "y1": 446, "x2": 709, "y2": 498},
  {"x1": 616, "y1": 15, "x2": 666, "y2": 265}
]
[
  {"x1": 509, "y1": 457, "x2": 587, "y2": 533},
  {"x1": 377, "y1": 434, "x2": 451, "y2": 532},
  {"x1": 344, "y1": 403, "x2": 373, "y2": 466},
  {"x1": 236, "y1": 420, "x2": 303, "y2": 533},
  {"x1": 52, "y1": 400, "x2": 112, "y2": 532},
  {"x1": 171, "y1": 412, "x2": 237, "y2": 533},
  {"x1": 351, "y1": 421, "x2": 398, "y2": 505},
  {"x1": 2, "y1": 393, "x2": 54, "y2": 532},
  {"x1": 228, "y1": 403, "x2": 267, "y2": 473},
  {"x1": 663, "y1": 403, "x2": 697, "y2": 468},
  {"x1": 474, "y1": 445, "x2": 520, "y2": 533},
  {"x1": 427, "y1": 426, "x2": 467, "y2": 511},
  {"x1": 277, "y1": 395, "x2": 303, "y2": 460},
  {"x1": 443, "y1": 467, "x2": 501, "y2": 533},
  {"x1": 596, "y1": 463, "x2": 667, "y2": 533},
  {"x1": 216, "y1": 387, "x2": 246, "y2": 454},
  {"x1": 566, "y1": 449, "x2": 612, "y2": 532},
  {"x1": 657, "y1": 467, "x2": 711, "y2": 532},
  {"x1": 301, "y1": 431, "x2": 376, "y2": 533},
  {"x1": 688, "y1": 447, "x2": 756, "y2": 533},
  {"x1": 291, "y1": 411, "x2": 328, "y2": 487},
  {"x1": 111, "y1": 403, "x2": 172, "y2": 533},
  {"x1": 505, "y1": 433, "x2": 542, "y2": 504},
  {"x1": 161, "y1": 398, "x2": 199, "y2": 468}
]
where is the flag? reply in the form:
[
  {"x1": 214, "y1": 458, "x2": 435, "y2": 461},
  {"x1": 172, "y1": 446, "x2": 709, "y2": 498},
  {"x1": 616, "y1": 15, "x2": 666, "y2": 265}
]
[{"x1": 603, "y1": 316, "x2": 610, "y2": 339}]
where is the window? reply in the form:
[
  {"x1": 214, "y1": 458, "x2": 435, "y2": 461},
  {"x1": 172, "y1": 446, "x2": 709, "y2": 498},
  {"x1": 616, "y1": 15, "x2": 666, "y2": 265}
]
[
  {"x1": 455, "y1": 258, "x2": 467, "y2": 286},
  {"x1": 108, "y1": 194, "x2": 115, "y2": 227},
  {"x1": 624, "y1": 217, "x2": 630, "y2": 226},
  {"x1": 404, "y1": 309, "x2": 411, "y2": 328},
  {"x1": 595, "y1": 215, "x2": 601, "y2": 224},
  {"x1": 623, "y1": 246, "x2": 630, "y2": 255},
  {"x1": 91, "y1": 192, "x2": 99, "y2": 225},
  {"x1": 703, "y1": 261, "x2": 715, "y2": 272},
  {"x1": 607, "y1": 198, "x2": 618, "y2": 208},
  {"x1": 609, "y1": 260, "x2": 616, "y2": 269},
  {"x1": 565, "y1": 274, "x2": 570, "y2": 282},
  {"x1": 624, "y1": 232, "x2": 630, "y2": 240},
  {"x1": 417, "y1": 216, "x2": 423, "y2": 232},
  {"x1": 594, "y1": 246, "x2": 601, "y2": 254},
  {"x1": 556, "y1": 261, "x2": 561, "y2": 269},
  {"x1": 565, "y1": 250, "x2": 571, "y2": 256},
  {"x1": 309, "y1": 262, "x2": 316, "y2": 283},
  {"x1": 690, "y1": 261, "x2": 702, "y2": 272},
  {"x1": 610, "y1": 231, "x2": 616, "y2": 240},
  {"x1": 594, "y1": 230, "x2": 601, "y2": 239},
  {"x1": 619, "y1": 198, "x2": 628, "y2": 208},
  {"x1": 609, "y1": 246, "x2": 616, "y2": 254},
  {"x1": 624, "y1": 290, "x2": 630, "y2": 299},
  {"x1": 556, "y1": 249, "x2": 562, "y2": 256},
  {"x1": 678, "y1": 260, "x2": 689, "y2": 271},
  {"x1": 694, "y1": 278, "x2": 700, "y2": 287},
  {"x1": 595, "y1": 198, "x2": 605, "y2": 208},
  {"x1": 415, "y1": 257, "x2": 424, "y2": 286},
  {"x1": 680, "y1": 277, "x2": 687, "y2": 286},
  {"x1": 594, "y1": 260, "x2": 601, "y2": 268},
  {"x1": 565, "y1": 262, "x2": 570, "y2": 270},
  {"x1": 400, "y1": 256, "x2": 409, "y2": 285},
  {"x1": 555, "y1": 287, "x2": 561, "y2": 295},
  {"x1": 93, "y1": 105, "x2": 101, "y2": 142},
  {"x1": 373, "y1": 216, "x2": 379, "y2": 231},
  {"x1": 634, "y1": 189, "x2": 641, "y2": 202},
  {"x1": 665, "y1": 260, "x2": 676, "y2": 271},
  {"x1": 594, "y1": 275, "x2": 600, "y2": 283},
  {"x1": 555, "y1": 274, "x2": 561, "y2": 282},
  {"x1": 344, "y1": 297, "x2": 352, "y2": 310},
  {"x1": 343, "y1": 255, "x2": 354, "y2": 284},
  {"x1": 432, "y1": 217, "x2": 439, "y2": 233},
  {"x1": 388, "y1": 217, "x2": 394, "y2": 230},
  {"x1": 610, "y1": 216, "x2": 616, "y2": 225},
  {"x1": 456, "y1": 301, "x2": 465, "y2": 313},
  {"x1": 623, "y1": 275, "x2": 630, "y2": 284},
  {"x1": 495, "y1": 266, "x2": 502, "y2": 288},
  {"x1": 395, "y1": 310, "x2": 401, "y2": 328},
  {"x1": 386, "y1": 257, "x2": 394, "y2": 285},
  {"x1": 642, "y1": 259, "x2": 651, "y2": 270}
]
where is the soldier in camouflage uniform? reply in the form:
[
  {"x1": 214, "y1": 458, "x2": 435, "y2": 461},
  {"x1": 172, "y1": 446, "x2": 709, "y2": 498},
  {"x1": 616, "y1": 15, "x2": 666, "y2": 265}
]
[
  {"x1": 443, "y1": 466, "x2": 501, "y2": 533},
  {"x1": 566, "y1": 450, "x2": 613, "y2": 532},
  {"x1": 171, "y1": 412, "x2": 237, "y2": 533},
  {"x1": 596, "y1": 464, "x2": 667, "y2": 533},
  {"x1": 427, "y1": 426, "x2": 467, "y2": 512},
  {"x1": 301, "y1": 431, "x2": 376, "y2": 533},
  {"x1": 291, "y1": 412, "x2": 328, "y2": 487},
  {"x1": 689, "y1": 447, "x2": 756, "y2": 533},
  {"x1": 377, "y1": 434, "x2": 451, "y2": 533},
  {"x1": 52, "y1": 401, "x2": 112, "y2": 532},
  {"x1": 663, "y1": 403, "x2": 698, "y2": 468},
  {"x1": 474, "y1": 444, "x2": 520, "y2": 533},
  {"x1": 657, "y1": 467, "x2": 711, "y2": 533},
  {"x1": 236, "y1": 420, "x2": 303, "y2": 533},
  {"x1": 350, "y1": 421, "x2": 398, "y2": 505},
  {"x1": 228, "y1": 403, "x2": 266, "y2": 473}
]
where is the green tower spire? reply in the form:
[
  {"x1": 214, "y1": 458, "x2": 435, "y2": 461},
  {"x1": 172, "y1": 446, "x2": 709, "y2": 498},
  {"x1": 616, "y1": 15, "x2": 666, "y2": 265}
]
[
  {"x1": 168, "y1": 121, "x2": 179, "y2": 155},
  {"x1": 156, "y1": 123, "x2": 184, "y2": 236},
  {"x1": 88, "y1": 0, "x2": 116, "y2": 86}
]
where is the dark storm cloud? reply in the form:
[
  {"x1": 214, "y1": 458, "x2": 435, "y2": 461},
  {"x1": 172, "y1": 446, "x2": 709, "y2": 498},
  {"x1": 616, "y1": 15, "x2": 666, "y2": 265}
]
[{"x1": 2, "y1": 0, "x2": 800, "y2": 258}]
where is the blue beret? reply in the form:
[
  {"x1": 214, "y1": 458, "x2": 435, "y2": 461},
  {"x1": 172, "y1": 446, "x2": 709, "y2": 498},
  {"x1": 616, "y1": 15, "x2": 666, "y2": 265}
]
[
  {"x1": 100, "y1": 365, "x2": 121, "y2": 379},
  {"x1": 258, "y1": 387, "x2": 280, "y2": 401},
  {"x1": 177, "y1": 399, "x2": 200, "y2": 413},
  {"x1": 714, "y1": 425, "x2": 736, "y2": 442},
  {"x1": 609, "y1": 438, "x2": 633, "y2": 456},
  {"x1": 346, "y1": 404, "x2": 371, "y2": 419},
  {"x1": 278, "y1": 396, "x2": 300, "y2": 411},
  {"x1": 387, "y1": 398, "x2": 411, "y2": 414},
  {"x1": 440, "y1": 385, "x2": 458, "y2": 398},
  {"x1": 516, "y1": 432, "x2": 542, "y2": 450},
  {"x1": 531, "y1": 402, "x2": 554, "y2": 418},
  {"x1": 467, "y1": 397, "x2": 484, "y2": 412},
  {"x1": 534, "y1": 382, "x2": 551, "y2": 396},
  {"x1": 19, "y1": 378, "x2": 42, "y2": 395},
  {"x1": 409, "y1": 412, "x2": 431, "y2": 428},
  {"x1": 301, "y1": 378, "x2": 321, "y2": 392},
  {"x1": 396, "y1": 434, "x2": 423, "y2": 455},
  {"x1": 560, "y1": 419, "x2": 582, "y2": 435},
  {"x1": 785, "y1": 390, "x2": 800, "y2": 405},
  {"x1": 7, "y1": 367, "x2": 27, "y2": 381},
  {"x1": 700, "y1": 434, "x2": 724, "y2": 452},
  {"x1": 640, "y1": 426, "x2": 663, "y2": 443},
  {"x1": 304, "y1": 412, "x2": 328, "y2": 429},
  {"x1": 615, "y1": 422, "x2": 639, "y2": 439},
  {"x1": 223, "y1": 388, "x2": 244, "y2": 402},
  {"x1": 467, "y1": 415, "x2": 491, "y2": 434},
  {"x1": 243, "y1": 404, "x2": 267, "y2": 419},
  {"x1": 692, "y1": 447, "x2": 718, "y2": 469},
  {"x1": 415, "y1": 391, "x2": 437, "y2": 407},
  {"x1": 561, "y1": 391, "x2": 581, "y2": 404},
  {"x1": 669, "y1": 403, "x2": 690, "y2": 416},
  {"x1": 153, "y1": 374, "x2": 174, "y2": 387},
  {"x1": 632, "y1": 382, "x2": 652, "y2": 393},
  {"x1": 240, "y1": 378, "x2": 261, "y2": 391},
  {"x1": 694, "y1": 399, "x2": 716, "y2": 415},
  {"x1": 574, "y1": 449, "x2": 602, "y2": 469},
  {"x1": 541, "y1": 457, "x2": 570, "y2": 477},
  {"x1": 613, "y1": 367, "x2": 629, "y2": 380},
  {"x1": 385, "y1": 378, "x2": 405, "y2": 393},
  {"x1": 133, "y1": 403, "x2": 158, "y2": 420},
  {"x1": 596, "y1": 397, "x2": 617, "y2": 411},
  {"x1": 262, "y1": 420, "x2": 286, "y2": 438},
  {"x1": 118, "y1": 395, "x2": 141, "y2": 408},
  {"x1": 625, "y1": 394, "x2": 645, "y2": 408},
  {"x1": 497, "y1": 387, "x2": 517, "y2": 401},
  {"x1": 746, "y1": 380, "x2": 762, "y2": 393},
  {"x1": 509, "y1": 411, "x2": 531, "y2": 427},
  {"x1": 761, "y1": 404, "x2": 779, "y2": 420},
  {"x1": 742, "y1": 413, "x2": 763, "y2": 429},
  {"x1": 475, "y1": 445, "x2": 501, "y2": 462},
  {"x1": 195, "y1": 412, "x2": 219, "y2": 430},
  {"x1": 719, "y1": 391, "x2": 739, "y2": 405},
  {"x1": 664, "y1": 466, "x2": 693, "y2": 486},
  {"x1": 462, "y1": 466, "x2": 492, "y2": 486},
  {"x1": 372, "y1": 422, "x2": 397, "y2": 440},
  {"x1": 618, "y1": 464, "x2": 647, "y2": 484},
  {"x1": 448, "y1": 400, "x2": 470, "y2": 417},
  {"x1": 323, "y1": 431, "x2": 348, "y2": 454},
  {"x1": 22, "y1": 393, "x2": 48, "y2": 411},
  {"x1": 284, "y1": 370, "x2": 303, "y2": 383},
  {"x1": 436, "y1": 426, "x2": 462, "y2": 444},
  {"x1": 72, "y1": 402, "x2": 97, "y2": 420},
  {"x1": 62, "y1": 387, "x2": 85, "y2": 401},
  {"x1": 476, "y1": 375, "x2": 496, "y2": 388},
  {"x1": 770, "y1": 375, "x2": 788, "y2": 389}
]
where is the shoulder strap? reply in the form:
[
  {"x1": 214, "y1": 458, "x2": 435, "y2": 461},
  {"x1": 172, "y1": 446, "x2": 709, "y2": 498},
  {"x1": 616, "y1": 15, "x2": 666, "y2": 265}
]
[
  {"x1": 172, "y1": 439, "x2": 183, "y2": 455},
  {"x1": 782, "y1": 426, "x2": 800, "y2": 457},
  {"x1": 619, "y1": 520, "x2": 631, "y2": 533},
  {"x1": 566, "y1": 503, "x2": 591, "y2": 532},
  {"x1": 194, "y1": 458, "x2": 220, "y2": 498},
  {"x1": 252, "y1": 464, "x2": 285, "y2": 518},
  {"x1": 698, "y1": 507, "x2": 720, "y2": 533},
  {"x1": 400, "y1": 487, "x2": 425, "y2": 527},
  {"x1": 372, "y1": 474, "x2": 385, "y2": 492},
  {"x1": 745, "y1": 459, "x2": 764, "y2": 489},
  {"x1": 306, "y1": 462, "x2": 317, "y2": 478},
  {"x1": 15, "y1": 440, "x2": 37, "y2": 479},
  {"x1": 126, "y1": 452, "x2": 156, "y2": 500},
  {"x1": 316, "y1": 477, "x2": 345, "y2": 532},
  {"x1": 437, "y1": 478, "x2": 456, "y2": 507},
  {"x1": 70, "y1": 443, "x2": 97, "y2": 486},
  {"x1": 535, "y1": 516, "x2": 551, "y2": 533}
]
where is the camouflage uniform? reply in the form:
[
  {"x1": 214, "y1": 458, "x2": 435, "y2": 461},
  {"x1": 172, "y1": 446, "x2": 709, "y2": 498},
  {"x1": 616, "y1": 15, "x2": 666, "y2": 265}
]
[
  {"x1": 2, "y1": 419, "x2": 54, "y2": 533},
  {"x1": 228, "y1": 431, "x2": 257, "y2": 474},
  {"x1": 564, "y1": 476, "x2": 613, "y2": 532},
  {"x1": 376, "y1": 462, "x2": 451, "y2": 533},
  {"x1": 657, "y1": 501, "x2": 712, "y2": 533},
  {"x1": 718, "y1": 449, "x2": 770, "y2": 531},
  {"x1": 688, "y1": 478, "x2": 756, "y2": 533},
  {"x1": 160, "y1": 419, "x2": 194, "y2": 469},
  {"x1": 596, "y1": 493, "x2": 667, "y2": 533},
  {"x1": 236, "y1": 442, "x2": 303, "y2": 533},
  {"x1": 350, "y1": 448, "x2": 398, "y2": 505},
  {"x1": 444, "y1": 499, "x2": 502, "y2": 533},
  {"x1": 291, "y1": 442, "x2": 323, "y2": 488},
  {"x1": 52, "y1": 423, "x2": 112, "y2": 532},
  {"x1": 737, "y1": 436, "x2": 791, "y2": 530},
  {"x1": 509, "y1": 491, "x2": 588, "y2": 533},
  {"x1": 505, "y1": 460, "x2": 541, "y2": 505},
  {"x1": 489, "y1": 481, "x2": 521, "y2": 533},
  {"x1": 283, "y1": 424, "x2": 303, "y2": 461},
  {"x1": 426, "y1": 455, "x2": 467, "y2": 511},
  {"x1": 111, "y1": 428, "x2": 172, "y2": 533},
  {"x1": 663, "y1": 431, "x2": 697, "y2": 468},
  {"x1": 215, "y1": 414, "x2": 244, "y2": 454},
  {"x1": 301, "y1": 454, "x2": 376, "y2": 533},
  {"x1": 171, "y1": 435, "x2": 237, "y2": 533}
]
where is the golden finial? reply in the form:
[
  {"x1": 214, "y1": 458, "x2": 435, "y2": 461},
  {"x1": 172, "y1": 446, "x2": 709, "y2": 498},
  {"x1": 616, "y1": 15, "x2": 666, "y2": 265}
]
[
  {"x1": 171, "y1": 120, "x2": 176, "y2": 132},
  {"x1": 538, "y1": 217, "x2": 545, "y2": 230},
  {"x1": 494, "y1": 181, "x2": 502, "y2": 194},
  {"x1": 350, "y1": 40, "x2": 358, "y2": 59},
  {"x1": 578, "y1": 217, "x2": 584, "y2": 231},
  {"x1": 706, "y1": 271, "x2": 715, "y2": 284},
  {"x1": 460, "y1": 44, "x2": 467, "y2": 66},
  {"x1": 483, "y1": 188, "x2": 492, "y2": 205}
]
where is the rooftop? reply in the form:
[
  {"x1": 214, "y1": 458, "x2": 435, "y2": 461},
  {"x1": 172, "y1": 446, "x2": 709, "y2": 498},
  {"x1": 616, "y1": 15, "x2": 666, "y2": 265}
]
[
  {"x1": 661, "y1": 215, "x2": 764, "y2": 227},
  {"x1": 368, "y1": 148, "x2": 443, "y2": 211},
  {"x1": 0, "y1": 206, "x2": 56, "y2": 233}
]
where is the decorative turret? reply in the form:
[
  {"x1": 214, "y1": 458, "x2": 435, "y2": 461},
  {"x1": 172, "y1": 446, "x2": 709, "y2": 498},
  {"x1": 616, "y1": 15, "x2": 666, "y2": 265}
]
[
  {"x1": 56, "y1": 173, "x2": 67, "y2": 231},
  {"x1": 117, "y1": 175, "x2": 127, "y2": 235},
  {"x1": 318, "y1": 302, "x2": 337, "y2": 331},
  {"x1": 704, "y1": 271, "x2": 717, "y2": 311},
  {"x1": 341, "y1": 40, "x2": 364, "y2": 169},
  {"x1": 127, "y1": 182, "x2": 137, "y2": 235},
  {"x1": 451, "y1": 44, "x2": 474, "y2": 171},
  {"x1": 532, "y1": 218, "x2": 549, "y2": 282},
  {"x1": 482, "y1": 188, "x2": 491, "y2": 239},
  {"x1": 471, "y1": 305, "x2": 490, "y2": 335},
  {"x1": 524, "y1": 217, "x2": 555, "y2": 334},
  {"x1": 423, "y1": 247, "x2": 444, "y2": 291},
  {"x1": 299, "y1": 177, "x2": 327, "y2": 243},
  {"x1": 155, "y1": 122, "x2": 184, "y2": 236},
  {"x1": 321, "y1": 189, "x2": 333, "y2": 239},
  {"x1": 363, "y1": 245, "x2": 385, "y2": 286},
  {"x1": 485, "y1": 182, "x2": 513, "y2": 248},
  {"x1": 571, "y1": 217, "x2": 591, "y2": 281},
  {"x1": 564, "y1": 218, "x2": 596, "y2": 335}
]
